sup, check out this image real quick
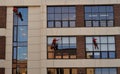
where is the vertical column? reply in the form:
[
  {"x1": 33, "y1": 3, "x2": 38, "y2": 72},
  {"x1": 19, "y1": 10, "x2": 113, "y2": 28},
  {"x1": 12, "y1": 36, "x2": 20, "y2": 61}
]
[
  {"x1": 76, "y1": 5, "x2": 84, "y2": 27},
  {"x1": 115, "y1": 35, "x2": 120, "y2": 58},
  {"x1": 0, "y1": 6, "x2": 6, "y2": 28},
  {"x1": 77, "y1": 36, "x2": 85, "y2": 59},
  {"x1": 114, "y1": 4, "x2": 120, "y2": 27}
]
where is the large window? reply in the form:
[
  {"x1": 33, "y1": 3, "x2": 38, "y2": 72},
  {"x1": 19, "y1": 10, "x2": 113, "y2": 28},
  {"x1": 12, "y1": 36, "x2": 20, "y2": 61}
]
[
  {"x1": 85, "y1": 6, "x2": 114, "y2": 27},
  {"x1": 47, "y1": 37, "x2": 77, "y2": 59},
  {"x1": 12, "y1": 7, "x2": 28, "y2": 74},
  {"x1": 86, "y1": 36, "x2": 115, "y2": 59},
  {"x1": 47, "y1": 6, "x2": 76, "y2": 28},
  {"x1": 87, "y1": 68, "x2": 117, "y2": 74}
]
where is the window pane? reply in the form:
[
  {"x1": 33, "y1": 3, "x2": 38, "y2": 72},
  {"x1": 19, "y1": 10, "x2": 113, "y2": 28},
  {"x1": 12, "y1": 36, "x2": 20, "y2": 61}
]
[
  {"x1": 48, "y1": 21, "x2": 54, "y2": 27},
  {"x1": 99, "y1": 6, "x2": 106, "y2": 12},
  {"x1": 101, "y1": 37, "x2": 107, "y2": 43},
  {"x1": 94, "y1": 52, "x2": 100, "y2": 58},
  {"x1": 108, "y1": 44, "x2": 115, "y2": 51},
  {"x1": 95, "y1": 68, "x2": 101, "y2": 74},
  {"x1": 70, "y1": 21, "x2": 75, "y2": 27},
  {"x1": 70, "y1": 37, "x2": 76, "y2": 48},
  {"x1": 106, "y1": 6, "x2": 113, "y2": 12},
  {"x1": 69, "y1": 7, "x2": 76, "y2": 13},
  {"x1": 102, "y1": 68, "x2": 109, "y2": 74},
  {"x1": 62, "y1": 21, "x2": 68, "y2": 27},
  {"x1": 86, "y1": 37, "x2": 92, "y2": 43},
  {"x1": 85, "y1": 13, "x2": 92, "y2": 20},
  {"x1": 85, "y1": 7, "x2": 92, "y2": 12},
  {"x1": 55, "y1": 7, "x2": 61, "y2": 13},
  {"x1": 55, "y1": 21, "x2": 61, "y2": 27},
  {"x1": 86, "y1": 44, "x2": 93, "y2": 51},
  {"x1": 47, "y1": 7, "x2": 54, "y2": 13},
  {"x1": 92, "y1": 6, "x2": 99, "y2": 12},
  {"x1": 62, "y1": 14, "x2": 69, "y2": 20},
  {"x1": 108, "y1": 20, "x2": 113, "y2": 27},
  {"x1": 55, "y1": 14, "x2": 61, "y2": 20},
  {"x1": 110, "y1": 68, "x2": 117, "y2": 74},
  {"x1": 109, "y1": 52, "x2": 115, "y2": 58},
  {"x1": 62, "y1": 7, "x2": 68, "y2": 13},
  {"x1": 101, "y1": 44, "x2": 107, "y2": 51},
  {"x1": 101, "y1": 52, "x2": 108, "y2": 58},
  {"x1": 86, "y1": 21, "x2": 92, "y2": 27},
  {"x1": 100, "y1": 21, "x2": 106, "y2": 27},
  {"x1": 93, "y1": 21, "x2": 99, "y2": 27},
  {"x1": 107, "y1": 13, "x2": 113, "y2": 20},
  {"x1": 92, "y1": 13, "x2": 99, "y2": 20},
  {"x1": 69, "y1": 14, "x2": 76, "y2": 20},
  {"x1": 108, "y1": 37, "x2": 115, "y2": 43},
  {"x1": 17, "y1": 47, "x2": 27, "y2": 60},
  {"x1": 87, "y1": 52, "x2": 93, "y2": 59},
  {"x1": 100, "y1": 13, "x2": 107, "y2": 20},
  {"x1": 62, "y1": 37, "x2": 69, "y2": 49},
  {"x1": 48, "y1": 14, "x2": 54, "y2": 20}
]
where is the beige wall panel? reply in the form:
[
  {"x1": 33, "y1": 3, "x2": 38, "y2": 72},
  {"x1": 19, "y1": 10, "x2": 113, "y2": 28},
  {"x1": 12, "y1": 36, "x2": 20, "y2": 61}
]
[
  {"x1": 0, "y1": 0, "x2": 41, "y2": 6},
  {"x1": 40, "y1": 51, "x2": 47, "y2": 59},
  {"x1": 6, "y1": 45, "x2": 12, "y2": 53},
  {"x1": 28, "y1": 30, "x2": 41, "y2": 36},
  {"x1": 28, "y1": 37, "x2": 41, "y2": 44},
  {"x1": 28, "y1": 22, "x2": 41, "y2": 30},
  {"x1": 47, "y1": 59, "x2": 120, "y2": 67},
  {"x1": 28, "y1": 52, "x2": 41, "y2": 61},
  {"x1": 0, "y1": 29, "x2": 6, "y2": 36},
  {"x1": 5, "y1": 68, "x2": 12, "y2": 74},
  {"x1": 28, "y1": 61, "x2": 41, "y2": 68},
  {"x1": 47, "y1": 27, "x2": 120, "y2": 36},
  {"x1": 28, "y1": 44, "x2": 41, "y2": 52},
  {"x1": 6, "y1": 52, "x2": 12, "y2": 61},
  {"x1": 46, "y1": 0, "x2": 119, "y2": 5},
  {"x1": 28, "y1": 68, "x2": 41, "y2": 74}
]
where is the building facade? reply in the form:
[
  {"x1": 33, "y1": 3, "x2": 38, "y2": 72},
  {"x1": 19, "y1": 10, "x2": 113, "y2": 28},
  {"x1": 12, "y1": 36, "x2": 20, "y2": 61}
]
[{"x1": 0, "y1": 0, "x2": 120, "y2": 74}]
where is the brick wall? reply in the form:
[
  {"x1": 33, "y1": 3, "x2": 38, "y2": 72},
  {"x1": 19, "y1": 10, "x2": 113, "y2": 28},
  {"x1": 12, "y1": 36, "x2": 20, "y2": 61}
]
[
  {"x1": 0, "y1": 36, "x2": 6, "y2": 59},
  {"x1": 0, "y1": 68, "x2": 5, "y2": 74},
  {"x1": 0, "y1": 6, "x2": 6, "y2": 28},
  {"x1": 77, "y1": 36, "x2": 85, "y2": 59},
  {"x1": 76, "y1": 5, "x2": 84, "y2": 27},
  {"x1": 115, "y1": 35, "x2": 120, "y2": 58},
  {"x1": 114, "y1": 4, "x2": 120, "y2": 27}
]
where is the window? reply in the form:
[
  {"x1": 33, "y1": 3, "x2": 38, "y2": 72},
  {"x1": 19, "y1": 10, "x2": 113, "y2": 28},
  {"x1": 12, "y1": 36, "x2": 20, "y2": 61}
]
[
  {"x1": 48, "y1": 68, "x2": 78, "y2": 74},
  {"x1": 47, "y1": 37, "x2": 77, "y2": 59},
  {"x1": 47, "y1": 6, "x2": 76, "y2": 28},
  {"x1": 0, "y1": 68, "x2": 5, "y2": 74},
  {"x1": 86, "y1": 36, "x2": 115, "y2": 59},
  {"x1": 0, "y1": 6, "x2": 6, "y2": 28},
  {"x1": 87, "y1": 68, "x2": 117, "y2": 74},
  {"x1": 0, "y1": 36, "x2": 5, "y2": 59},
  {"x1": 85, "y1": 6, "x2": 114, "y2": 27},
  {"x1": 12, "y1": 7, "x2": 28, "y2": 74}
]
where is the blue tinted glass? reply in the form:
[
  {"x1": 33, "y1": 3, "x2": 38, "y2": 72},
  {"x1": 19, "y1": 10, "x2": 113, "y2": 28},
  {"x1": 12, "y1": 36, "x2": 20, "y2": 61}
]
[
  {"x1": 94, "y1": 52, "x2": 100, "y2": 58},
  {"x1": 48, "y1": 14, "x2": 54, "y2": 20},
  {"x1": 109, "y1": 52, "x2": 115, "y2": 58},
  {"x1": 85, "y1": 13, "x2": 92, "y2": 20},
  {"x1": 92, "y1": 6, "x2": 99, "y2": 12},
  {"x1": 101, "y1": 52, "x2": 108, "y2": 58},
  {"x1": 102, "y1": 68, "x2": 109, "y2": 74},
  {"x1": 62, "y1": 7, "x2": 69, "y2": 13},
  {"x1": 69, "y1": 7, "x2": 76, "y2": 13},
  {"x1": 62, "y1": 14, "x2": 69, "y2": 20},
  {"x1": 106, "y1": 6, "x2": 113, "y2": 12},
  {"x1": 55, "y1": 14, "x2": 61, "y2": 20},
  {"x1": 100, "y1": 13, "x2": 107, "y2": 20},
  {"x1": 55, "y1": 21, "x2": 61, "y2": 27},
  {"x1": 92, "y1": 13, "x2": 99, "y2": 20},
  {"x1": 17, "y1": 47, "x2": 27, "y2": 60},
  {"x1": 107, "y1": 13, "x2": 113, "y2": 20},
  {"x1": 85, "y1": 6, "x2": 92, "y2": 12},
  {"x1": 48, "y1": 7, "x2": 54, "y2": 13},
  {"x1": 18, "y1": 26, "x2": 28, "y2": 41},
  {"x1": 110, "y1": 68, "x2": 117, "y2": 74},
  {"x1": 99, "y1": 6, "x2": 106, "y2": 12},
  {"x1": 48, "y1": 21, "x2": 54, "y2": 27},
  {"x1": 69, "y1": 14, "x2": 76, "y2": 20},
  {"x1": 55, "y1": 7, "x2": 61, "y2": 13},
  {"x1": 95, "y1": 68, "x2": 101, "y2": 74},
  {"x1": 62, "y1": 21, "x2": 68, "y2": 27},
  {"x1": 70, "y1": 21, "x2": 75, "y2": 27}
]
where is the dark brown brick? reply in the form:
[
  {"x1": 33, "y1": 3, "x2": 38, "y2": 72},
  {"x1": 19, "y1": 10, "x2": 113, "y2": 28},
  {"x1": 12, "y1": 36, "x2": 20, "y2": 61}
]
[
  {"x1": 115, "y1": 35, "x2": 120, "y2": 58},
  {"x1": 114, "y1": 4, "x2": 120, "y2": 26},
  {"x1": 77, "y1": 36, "x2": 85, "y2": 59},
  {"x1": 0, "y1": 68, "x2": 5, "y2": 74},
  {"x1": 0, "y1": 6, "x2": 6, "y2": 28},
  {"x1": 0, "y1": 36, "x2": 6, "y2": 59},
  {"x1": 76, "y1": 5, "x2": 84, "y2": 27}
]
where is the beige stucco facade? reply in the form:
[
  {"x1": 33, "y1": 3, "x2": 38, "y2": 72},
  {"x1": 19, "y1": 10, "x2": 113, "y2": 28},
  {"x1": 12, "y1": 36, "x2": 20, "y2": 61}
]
[{"x1": 0, "y1": 0, "x2": 120, "y2": 74}]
